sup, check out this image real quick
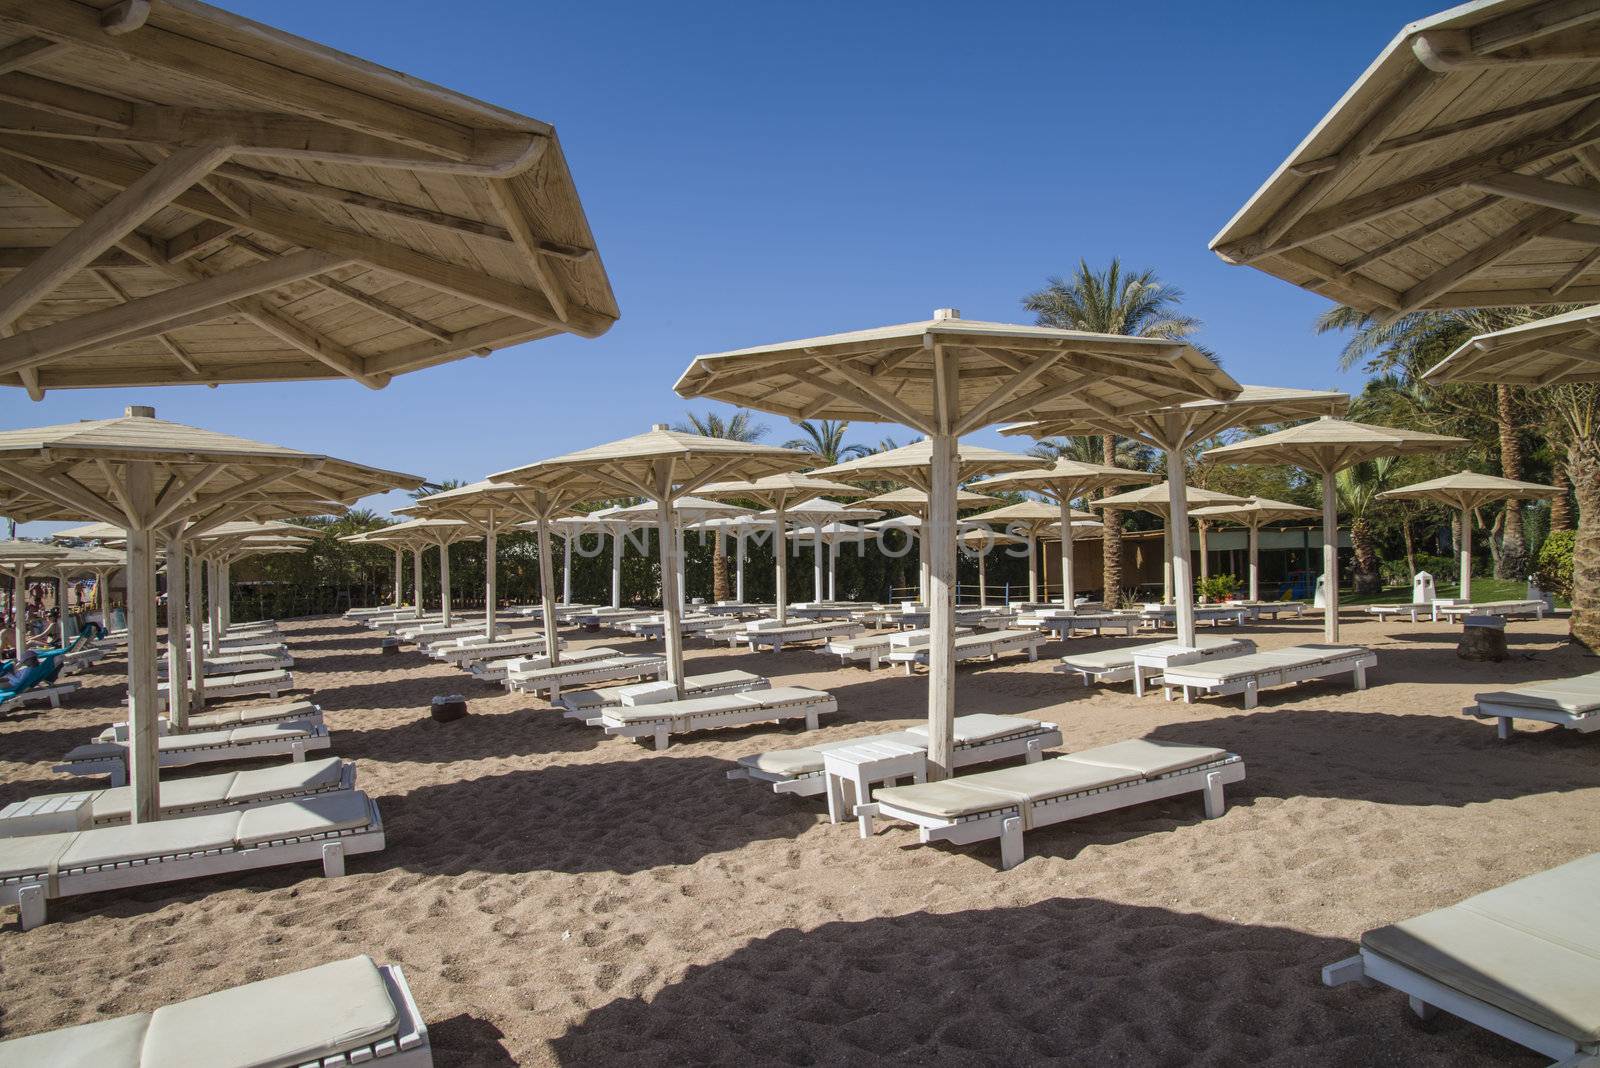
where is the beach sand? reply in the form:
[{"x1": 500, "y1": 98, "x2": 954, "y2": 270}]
[{"x1": 2, "y1": 611, "x2": 1597, "y2": 1065}]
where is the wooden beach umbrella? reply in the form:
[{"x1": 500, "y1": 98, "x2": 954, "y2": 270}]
[
  {"x1": 965, "y1": 501, "x2": 1097, "y2": 604},
  {"x1": 677, "y1": 307, "x2": 1237, "y2": 778},
  {"x1": 762, "y1": 498, "x2": 880, "y2": 602},
  {"x1": 1005, "y1": 385, "x2": 1347, "y2": 645},
  {"x1": 601, "y1": 495, "x2": 755, "y2": 611},
  {"x1": 684, "y1": 515, "x2": 766, "y2": 604},
  {"x1": 1091, "y1": 484, "x2": 1249, "y2": 605},
  {"x1": 360, "y1": 518, "x2": 476, "y2": 629},
  {"x1": 0, "y1": 540, "x2": 68, "y2": 656},
  {"x1": 1378, "y1": 472, "x2": 1559, "y2": 600},
  {"x1": 33, "y1": 544, "x2": 115, "y2": 644},
  {"x1": 969, "y1": 458, "x2": 1154, "y2": 606},
  {"x1": 1188, "y1": 498, "x2": 1320, "y2": 602},
  {"x1": 339, "y1": 529, "x2": 411, "y2": 611},
  {"x1": 696, "y1": 473, "x2": 870, "y2": 624},
  {"x1": 1210, "y1": 0, "x2": 1600, "y2": 315},
  {"x1": 958, "y1": 527, "x2": 1025, "y2": 606},
  {"x1": 0, "y1": 405, "x2": 418, "y2": 821},
  {"x1": 1205, "y1": 418, "x2": 1467, "y2": 641},
  {"x1": 550, "y1": 506, "x2": 639, "y2": 610},
  {"x1": 0, "y1": 1, "x2": 616, "y2": 399},
  {"x1": 494, "y1": 427, "x2": 811, "y2": 695}
]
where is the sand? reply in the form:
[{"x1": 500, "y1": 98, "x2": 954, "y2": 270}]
[{"x1": 2, "y1": 610, "x2": 1597, "y2": 1065}]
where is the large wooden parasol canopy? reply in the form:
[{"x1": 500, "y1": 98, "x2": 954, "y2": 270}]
[
  {"x1": 1378, "y1": 471, "x2": 1558, "y2": 600},
  {"x1": 0, "y1": 0, "x2": 617, "y2": 397},
  {"x1": 1210, "y1": 0, "x2": 1600, "y2": 314},
  {"x1": 1188, "y1": 497, "x2": 1320, "y2": 602}
]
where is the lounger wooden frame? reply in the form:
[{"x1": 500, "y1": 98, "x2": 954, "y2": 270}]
[
  {"x1": 158, "y1": 650, "x2": 293, "y2": 678},
  {"x1": 1322, "y1": 949, "x2": 1597, "y2": 1066},
  {"x1": 1365, "y1": 603, "x2": 1434, "y2": 623},
  {"x1": 506, "y1": 655, "x2": 667, "y2": 701},
  {"x1": 468, "y1": 646, "x2": 614, "y2": 684},
  {"x1": 888, "y1": 630, "x2": 1045, "y2": 675},
  {"x1": 101, "y1": 703, "x2": 325, "y2": 742},
  {"x1": 592, "y1": 690, "x2": 838, "y2": 751},
  {"x1": 1036, "y1": 613, "x2": 1142, "y2": 638},
  {"x1": 860, "y1": 754, "x2": 1245, "y2": 870},
  {"x1": 435, "y1": 635, "x2": 556, "y2": 665},
  {"x1": 1, "y1": 681, "x2": 80, "y2": 713},
  {"x1": 1159, "y1": 648, "x2": 1377, "y2": 709},
  {"x1": 0, "y1": 795, "x2": 385, "y2": 930},
  {"x1": 1467, "y1": 696, "x2": 1600, "y2": 740},
  {"x1": 1436, "y1": 600, "x2": 1546, "y2": 623},
  {"x1": 56, "y1": 723, "x2": 332, "y2": 785},
  {"x1": 557, "y1": 671, "x2": 770, "y2": 719},
  {"x1": 1247, "y1": 602, "x2": 1307, "y2": 620}
]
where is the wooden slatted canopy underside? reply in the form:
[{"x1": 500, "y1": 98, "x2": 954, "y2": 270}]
[
  {"x1": 1425, "y1": 301, "x2": 1600, "y2": 383},
  {"x1": 0, "y1": 0, "x2": 617, "y2": 398},
  {"x1": 1211, "y1": 0, "x2": 1600, "y2": 315}
]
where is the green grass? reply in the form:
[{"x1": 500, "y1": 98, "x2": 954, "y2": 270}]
[{"x1": 1337, "y1": 577, "x2": 1560, "y2": 607}]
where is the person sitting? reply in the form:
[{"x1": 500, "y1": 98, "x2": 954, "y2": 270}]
[{"x1": 1, "y1": 651, "x2": 40, "y2": 690}]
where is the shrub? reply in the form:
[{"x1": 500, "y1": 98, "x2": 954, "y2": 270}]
[
  {"x1": 1196, "y1": 573, "x2": 1241, "y2": 602},
  {"x1": 1532, "y1": 529, "x2": 1574, "y2": 600}
]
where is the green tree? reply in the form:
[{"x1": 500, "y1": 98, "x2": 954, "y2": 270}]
[
  {"x1": 1335, "y1": 456, "x2": 1405, "y2": 595},
  {"x1": 783, "y1": 419, "x2": 868, "y2": 464},
  {"x1": 1023, "y1": 259, "x2": 1202, "y2": 606}
]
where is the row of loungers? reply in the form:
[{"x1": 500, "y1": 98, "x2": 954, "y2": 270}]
[
  {"x1": 889, "y1": 628, "x2": 1045, "y2": 674},
  {"x1": 585, "y1": 686, "x2": 837, "y2": 751},
  {"x1": 58, "y1": 718, "x2": 330, "y2": 784},
  {"x1": 1060, "y1": 638, "x2": 1376, "y2": 708},
  {"x1": 1367, "y1": 598, "x2": 1547, "y2": 624},
  {"x1": 98, "y1": 699, "x2": 322, "y2": 741},
  {"x1": 153, "y1": 667, "x2": 296, "y2": 710}
]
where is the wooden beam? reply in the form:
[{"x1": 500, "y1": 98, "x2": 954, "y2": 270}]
[
  {"x1": 825, "y1": 359, "x2": 935, "y2": 432},
  {"x1": 0, "y1": 143, "x2": 230, "y2": 328},
  {"x1": 0, "y1": 37, "x2": 69, "y2": 74},
  {"x1": 99, "y1": 0, "x2": 150, "y2": 36},
  {"x1": 1415, "y1": 26, "x2": 1600, "y2": 70},
  {"x1": 1553, "y1": 246, "x2": 1600, "y2": 295},
  {"x1": 164, "y1": 219, "x2": 239, "y2": 262},
  {"x1": 237, "y1": 293, "x2": 389, "y2": 390},
  {"x1": 1472, "y1": 0, "x2": 1600, "y2": 52},
  {"x1": 362, "y1": 317, "x2": 552, "y2": 375},
  {"x1": 487, "y1": 177, "x2": 568, "y2": 322},
  {"x1": 0, "y1": 71, "x2": 132, "y2": 125},
  {"x1": 1218, "y1": 98, "x2": 1600, "y2": 262},
  {"x1": 89, "y1": 266, "x2": 201, "y2": 375},
  {"x1": 1468, "y1": 171, "x2": 1600, "y2": 214},
  {"x1": 0, "y1": 246, "x2": 141, "y2": 269},
  {"x1": 1400, "y1": 207, "x2": 1571, "y2": 311},
  {"x1": 0, "y1": 247, "x2": 347, "y2": 374}
]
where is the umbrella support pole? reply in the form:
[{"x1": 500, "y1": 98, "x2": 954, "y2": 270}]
[
  {"x1": 164, "y1": 527, "x2": 189, "y2": 732},
  {"x1": 610, "y1": 530, "x2": 623, "y2": 610},
  {"x1": 124, "y1": 464, "x2": 160, "y2": 824},
  {"x1": 483, "y1": 523, "x2": 497, "y2": 641},
  {"x1": 537, "y1": 517, "x2": 560, "y2": 666},
  {"x1": 1322, "y1": 469, "x2": 1339, "y2": 643},
  {"x1": 1249, "y1": 523, "x2": 1260, "y2": 603},
  {"x1": 1060, "y1": 500, "x2": 1074, "y2": 608},
  {"x1": 774, "y1": 503, "x2": 788, "y2": 624},
  {"x1": 438, "y1": 541, "x2": 451, "y2": 627},
  {"x1": 734, "y1": 530, "x2": 745, "y2": 603},
  {"x1": 1164, "y1": 444, "x2": 1197, "y2": 648},
  {"x1": 188, "y1": 551, "x2": 206, "y2": 710},
  {"x1": 1459, "y1": 508, "x2": 1473, "y2": 603},
  {"x1": 655, "y1": 491, "x2": 687, "y2": 696},
  {"x1": 392, "y1": 547, "x2": 403, "y2": 607}
]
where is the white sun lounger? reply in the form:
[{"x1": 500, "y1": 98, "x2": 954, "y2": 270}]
[
  {"x1": 1436, "y1": 599, "x2": 1547, "y2": 623},
  {"x1": 98, "y1": 699, "x2": 323, "y2": 742},
  {"x1": 1141, "y1": 604, "x2": 1250, "y2": 628},
  {"x1": 158, "y1": 649, "x2": 293, "y2": 679},
  {"x1": 1365, "y1": 602, "x2": 1435, "y2": 623},
  {"x1": 0, "y1": 790, "x2": 384, "y2": 930},
  {"x1": 892, "y1": 607, "x2": 1012, "y2": 629},
  {"x1": 2, "y1": 757, "x2": 355, "y2": 832},
  {"x1": 152, "y1": 668, "x2": 294, "y2": 709},
  {"x1": 433, "y1": 633, "x2": 556, "y2": 665},
  {"x1": 888, "y1": 629, "x2": 1046, "y2": 675},
  {"x1": 1158, "y1": 644, "x2": 1376, "y2": 708},
  {"x1": 507, "y1": 653, "x2": 667, "y2": 701},
  {"x1": 0, "y1": 954, "x2": 431, "y2": 1066},
  {"x1": 624, "y1": 613, "x2": 724, "y2": 638},
  {"x1": 1054, "y1": 634, "x2": 1254, "y2": 687},
  {"x1": 736, "y1": 620, "x2": 864, "y2": 652},
  {"x1": 1035, "y1": 612, "x2": 1143, "y2": 638},
  {"x1": 1, "y1": 680, "x2": 80, "y2": 713},
  {"x1": 728, "y1": 713, "x2": 1064, "y2": 797},
  {"x1": 704, "y1": 601, "x2": 775, "y2": 617},
  {"x1": 468, "y1": 645, "x2": 616, "y2": 684},
  {"x1": 573, "y1": 607, "x2": 654, "y2": 629},
  {"x1": 1323, "y1": 852, "x2": 1600, "y2": 1066},
  {"x1": 392, "y1": 620, "x2": 496, "y2": 643},
  {"x1": 1466, "y1": 672, "x2": 1600, "y2": 740},
  {"x1": 823, "y1": 627, "x2": 974, "y2": 670},
  {"x1": 788, "y1": 603, "x2": 869, "y2": 621},
  {"x1": 1245, "y1": 601, "x2": 1307, "y2": 620},
  {"x1": 859, "y1": 739, "x2": 1245, "y2": 870},
  {"x1": 58, "y1": 720, "x2": 332, "y2": 785},
  {"x1": 557, "y1": 669, "x2": 769, "y2": 718},
  {"x1": 590, "y1": 686, "x2": 837, "y2": 750},
  {"x1": 417, "y1": 626, "x2": 534, "y2": 656}
]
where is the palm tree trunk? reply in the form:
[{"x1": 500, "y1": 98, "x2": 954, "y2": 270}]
[
  {"x1": 1400, "y1": 505, "x2": 1417, "y2": 584},
  {"x1": 1496, "y1": 385, "x2": 1526, "y2": 578},
  {"x1": 1552, "y1": 457, "x2": 1574, "y2": 532},
  {"x1": 1100, "y1": 433, "x2": 1123, "y2": 608},
  {"x1": 1352, "y1": 517, "x2": 1381, "y2": 595},
  {"x1": 1568, "y1": 442, "x2": 1600, "y2": 650},
  {"x1": 712, "y1": 538, "x2": 729, "y2": 603}
]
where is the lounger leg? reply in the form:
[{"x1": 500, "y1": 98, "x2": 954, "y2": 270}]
[
  {"x1": 903, "y1": 661, "x2": 913, "y2": 677},
  {"x1": 1242, "y1": 681, "x2": 1257, "y2": 709},
  {"x1": 291, "y1": 740, "x2": 305, "y2": 763},
  {"x1": 549, "y1": 682, "x2": 562, "y2": 703},
  {"x1": 825, "y1": 773, "x2": 845, "y2": 824},
  {"x1": 1203, "y1": 770, "x2": 1225, "y2": 818},
  {"x1": 110, "y1": 762, "x2": 126, "y2": 788},
  {"x1": 855, "y1": 802, "x2": 878, "y2": 837},
  {"x1": 1183, "y1": 684, "x2": 1195, "y2": 705},
  {"x1": 999, "y1": 817, "x2": 1024, "y2": 871},
  {"x1": 1025, "y1": 738, "x2": 1044, "y2": 763},
  {"x1": 653, "y1": 726, "x2": 669, "y2": 751},
  {"x1": 1027, "y1": 647, "x2": 1037, "y2": 662},
  {"x1": 1321, "y1": 955, "x2": 1367, "y2": 987},
  {"x1": 16, "y1": 883, "x2": 45, "y2": 929},
  {"x1": 322, "y1": 840, "x2": 346, "y2": 878},
  {"x1": 805, "y1": 708, "x2": 819, "y2": 731},
  {"x1": 1353, "y1": 664, "x2": 1367, "y2": 690},
  {"x1": 1498, "y1": 716, "x2": 1513, "y2": 741},
  {"x1": 1408, "y1": 995, "x2": 1437, "y2": 1022},
  {"x1": 1133, "y1": 666, "x2": 1146, "y2": 698}
]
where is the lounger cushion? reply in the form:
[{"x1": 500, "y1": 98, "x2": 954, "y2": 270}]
[
  {"x1": 0, "y1": 830, "x2": 79, "y2": 880},
  {"x1": 225, "y1": 757, "x2": 345, "y2": 803},
  {"x1": 1171, "y1": 644, "x2": 1364, "y2": 683},
  {"x1": 1362, "y1": 852, "x2": 1600, "y2": 1043},
  {"x1": 605, "y1": 686, "x2": 825, "y2": 726},
  {"x1": 58, "y1": 812, "x2": 240, "y2": 870},
  {"x1": 1475, "y1": 673, "x2": 1600, "y2": 716},
  {"x1": 1065, "y1": 739, "x2": 1227, "y2": 778},
  {"x1": 1061, "y1": 635, "x2": 1242, "y2": 673},
  {"x1": 905, "y1": 713, "x2": 1044, "y2": 745},
  {"x1": 89, "y1": 769, "x2": 244, "y2": 822},
  {"x1": 234, "y1": 790, "x2": 372, "y2": 848},
  {"x1": 873, "y1": 758, "x2": 1138, "y2": 820},
  {"x1": 139, "y1": 955, "x2": 398, "y2": 1068},
  {"x1": 0, "y1": 1011, "x2": 151, "y2": 1067},
  {"x1": 738, "y1": 731, "x2": 925, "y2": 776},
  {"x1": 229, "y1": 721, "x2": 317, "y2": 745}
]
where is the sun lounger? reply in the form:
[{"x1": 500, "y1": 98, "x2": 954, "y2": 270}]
[
  {"x1": 1323, "y1": 852, "x2": 1600, "y2": 1066},
  {"x1": 0, "y1": 954, "x2": 431, "y2": 1065},
  {"x1": 888, "y1": 629, "x2": 1046, "y2": 675},
  {"x1": 158, "y1": 649, "x2": 293, "y2": 679},
  {"x1": 893, "y1": 606, "x2": 1013, "y2": 629},
  {"x1": 392, "y1": 620, "x2": 497, "y2": 643},
  {"x1": 823, "y1": 627, "x2": 972, "y2": 670},
  {"x1": 1465, "y1": 671, "x2": 1600, "y2": 740},
  {"x1": 97, "y1": 699, "x2": 324, "y2": 742},
  {"x1": 733, "y1": 620, "x2": 864, "y2": 652},
  {"x1": 573, "y1": 607, "x2": 654, "y2": 629},
  {"x1": 589, "y1": 685, "x2": 837, "y2": 750},
  {"x1": 556, "y1": 669, "x2": 769, "y2": 717},
  {"x1": 0, "y1": 655, "x2": 79, "y2": 713},
  {"x1": 506, "y1": 653, "x2": 667, "y2": 701},
  {"x1": 0, "y1": 791, "x2": 382, "y2": 931},
  {"x1": 728, "y1": 713, "x2": 1064, "y2": 797},
  {"x1": 1157, "y1": 644, "x2": 1376, "y2": 708},
  {"x1": 58, "y1": 720, "x2": 332, "y2": 785},
  {"x1": 1, "y1": 757, "x2": 355, "y2": 833},
  {"x1": 432, "y1": 633, "x2": 555, "y2": 664},
  {"x1": 152, "y1": 668, "x2": 294, "y2": 708},
  {"x1": 1244, "y1": 601, "x2": 1307, "y2": 620},
  {"x1": 859, "y1": 739, "x2": 1245, "y2": 870},
  {"x1": 1035, "y1": 611, "x2": 1143, "y2": 638},
  {"x1": 468, "y1": 645, "x2": 618, "y2": 683},
  {"x1": 1365, "y1": 602, "x2": 1434, "y2": 623},
  {"x1": 624, "y1": 613, "x2": 724, "y2": 638},
  {"x1": 1055, "y1": 634, "x2": 1254, "y2": 687},
  {"x1": 788, "y1": 603, "x2": 869, "y2": 621},
  {"x1": 1141, "y1": 604, "x2": 1250, "y2": 628},
  {"x1": 1436, "y1": 599, "x2": 1547, "y2": 623},
  {"x1": 704, "y1": 601, "x2": 775, "y2": 617}
]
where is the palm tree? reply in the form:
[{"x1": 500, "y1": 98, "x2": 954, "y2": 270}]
[
  {"x1": 784, "y1": 419, "x2": 868, "y2": 465},
  {"x1": 1335, "y1": 457, "x2": 1404, "y2": 595},
  {"x1": 1023, "y1": 259, "x2": 1202, "y2": 606},
  {"x1": 672, "y1": 409, "x2": 767, "y2": 599},
  {"x1": 409, "y1": 478, "x2": 466, "y2": 500}
]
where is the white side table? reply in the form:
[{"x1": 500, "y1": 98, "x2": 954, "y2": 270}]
[
  {"x1": 822, "y1": 740, "x2": 928, "y2": 837},
  {"x1": 0, "y1": 792, "x2": 93, "y2": 838}
]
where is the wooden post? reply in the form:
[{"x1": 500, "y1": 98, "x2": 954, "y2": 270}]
[
  {"x1": 610, "y1": 528, "x2": 623, "y2": 609},
  {"x1": 392, "y1": 547, "x2": 403, "y2": 606},
  {"x1": 124, "y1": 463, "x2": 160, "y2": 823},
  {"x1": 654, "y1": 489, "x2": 687, "y2": 697},
  {"x1": 219, "y1": 561, "x2": 231, "y2": 635},
  {"x1": 1162, "y1": 525, "x2": 1173, "y2": 604},
  {"x1": 773, "y1": 500, "x2": 789, "y2": 624},
  {"x1": 1322, "y1": 466, "x2": 1340, "y2": 643},
  {"x1": 483, "y1": 517, "x2": 498, "y2": 641},
  {"x1": 1026, "y1": 531, "x2": 1039, "y2": 603},
  {"x1": 1197, "y1": 521, "x2": 1211, "y2": 583},
  {"x1": 1059, "y1": 497, "x2": 1075, "y2": 607},
  {"x1": 926, "y1": 430, "x2": 959, "y2": 781},
  {"x1": 437, "y1": 540, "x2": 452, "y2": 626},
  {"x1": 1165, "y1": 451, "x2": 1198, "y2": 649},
  {"x1": 1248, "y1": 521, "x2": 1261, "y2": 602},
  {"x1": 537, "y1": 515, "x2": 560, "y2": 666},
  {"x1": 676, "y1": 527, "x2": 686, "y2": 612},
  {"x1": 163, "y1": 527, "x2": 189, "y2": 731},
  {"x1": 977, "y1": 546, "x2": 988, "y2": 606},
  {"x1": 11, "y1": 563, "x2": 26, "y2": 659},
  {"x1": 187, "y1": 550, "x2": 206, "y2": 710},
  {"x1": 813, "y1": 524, "x2": 825, "y2": 602},
  {"x1": 734, "y1": 527, "x2": 746, "y2": 603},
  {"x1": 206, "y1": 558, "x2": 221, "y2": 654},
  {"x1": 918, "y1": 529, "x2": 929, "y2": 604},
  {"x1": 561, "y1": 533, "x2": 573, "y2": 604},
  {"x1": 97, "y1": 565, "x2": 110, "y2": 626},
  {"x1": 828, "y1": 539, "x2": 839, "y2": 601},
  {"x1": 1459, "y1": 507, "x2": 1473, "y2": 602},
  {"x1": 411, "y1": 546, "x2": 424, "y2": 611},
  {"x1": 55, "y1": 574, "x2": 68, "y2": 646}
]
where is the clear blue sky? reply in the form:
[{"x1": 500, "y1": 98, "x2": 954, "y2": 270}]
[{"x1": 17, "y1": 0, "x2": 1425, "y2": 533}]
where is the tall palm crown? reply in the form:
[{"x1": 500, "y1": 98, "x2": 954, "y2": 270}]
[
  {"x1": 673, "y1": 410, "x2": 767, "y2": 443},
  {"x1": 1022, "y1": 258, "x2": 1201, "y2": 341},
  {"x1": 784, "y1": 420, "x2": 868, "y2": 465}
]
